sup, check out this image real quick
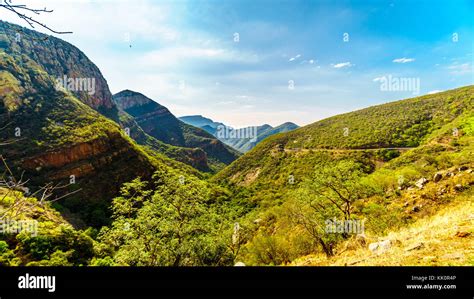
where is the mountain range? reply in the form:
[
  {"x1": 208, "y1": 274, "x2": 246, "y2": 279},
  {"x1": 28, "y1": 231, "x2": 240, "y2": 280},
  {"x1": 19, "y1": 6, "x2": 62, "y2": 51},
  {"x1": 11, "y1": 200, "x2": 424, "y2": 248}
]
[
  {"x1": 179, "y1": 115, "x2": 299, "y2": 152},
  {"x1": 0, "y1": 20, "x2": 473, "y2": 266}
]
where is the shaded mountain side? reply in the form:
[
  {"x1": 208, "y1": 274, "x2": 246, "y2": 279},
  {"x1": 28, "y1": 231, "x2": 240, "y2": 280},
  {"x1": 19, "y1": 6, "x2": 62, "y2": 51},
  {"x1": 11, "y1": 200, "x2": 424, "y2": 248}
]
[
  {"x1": 0, "y1": 49, "x2": 198, "y2": 228},
  {"x1": 117, "y1": 111, "x2": 209, "y2": 171},
  {"x1": 113, "y1": 90, "x2": 240, "y2": 172},
  {"x1": 179, "y1": 115, "x2": 299, "y2": 152}
]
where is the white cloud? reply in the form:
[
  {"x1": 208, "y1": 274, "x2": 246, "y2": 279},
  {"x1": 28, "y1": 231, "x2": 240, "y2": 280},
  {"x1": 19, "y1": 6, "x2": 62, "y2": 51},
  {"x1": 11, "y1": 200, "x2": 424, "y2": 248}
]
[
  {"x1": 289, "y1": 54, "x2": 301, "y2": 62},
  {"x1": 447, "y1": 63, "x2": 472, "y2": 75},
  {"x1": 136, "y1": 46, "x2": 260, "y2": 69},
  {"x1": 392, "y1": 57, "x2": 415, "y2": 63},
  {"x1": 333, "y1": 62, "x2": 353, "y2": 68},
  {"x1": 427, "y1": 90, "x2": 443, "y2": 94},
  {"x1": 372, "y1": 76, "x2": 385, "y2": 82}
]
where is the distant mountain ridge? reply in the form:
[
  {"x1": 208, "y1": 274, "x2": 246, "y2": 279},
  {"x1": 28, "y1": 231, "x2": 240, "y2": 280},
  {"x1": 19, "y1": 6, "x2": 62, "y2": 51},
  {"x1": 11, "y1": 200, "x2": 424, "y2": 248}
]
[
  {"x1": 113, "y1": 90, "x2": 240, "y2": 171},
  {"x1": 179, "y1": 115, "x2": 299, "y2": 152}
]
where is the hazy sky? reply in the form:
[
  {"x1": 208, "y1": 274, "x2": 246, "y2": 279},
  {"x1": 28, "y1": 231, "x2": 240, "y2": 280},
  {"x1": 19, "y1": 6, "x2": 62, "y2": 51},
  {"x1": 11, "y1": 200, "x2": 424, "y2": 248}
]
[{"x1": 1, "y1": 0, "x2": 473, "y2": 127}]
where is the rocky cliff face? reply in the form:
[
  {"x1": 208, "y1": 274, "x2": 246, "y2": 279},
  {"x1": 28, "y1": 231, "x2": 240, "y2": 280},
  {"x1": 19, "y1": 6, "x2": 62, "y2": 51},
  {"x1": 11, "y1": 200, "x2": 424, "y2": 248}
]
[{"x1": 0, "y1": 21, "x2": 118, "y2": 120}]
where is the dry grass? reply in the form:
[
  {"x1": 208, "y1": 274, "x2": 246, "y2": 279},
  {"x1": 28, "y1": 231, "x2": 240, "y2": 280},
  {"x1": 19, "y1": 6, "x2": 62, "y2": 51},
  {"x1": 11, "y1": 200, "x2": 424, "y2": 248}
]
[{"x1": 293, "y1": 190, "x2": 474, "y2": 266}]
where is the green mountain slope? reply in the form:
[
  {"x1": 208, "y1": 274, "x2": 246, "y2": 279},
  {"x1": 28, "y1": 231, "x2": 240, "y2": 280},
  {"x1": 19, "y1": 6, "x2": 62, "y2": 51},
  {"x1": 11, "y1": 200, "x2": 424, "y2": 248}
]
[
  {"x1": 213, "y1": 86, "x2": 474, "y2": 265},
  {"x1": 0, "y1": 23, "x2": 201, "y2": 227},
  {"x1": 0, "y1": 21, "x2": 119, "y2": 121},
  {"x1": 216, "y1": 86, "x2": 474, "y2": 188},
  {"x1": 113, "y1": 90, "x2": 240, "y2": 172}
]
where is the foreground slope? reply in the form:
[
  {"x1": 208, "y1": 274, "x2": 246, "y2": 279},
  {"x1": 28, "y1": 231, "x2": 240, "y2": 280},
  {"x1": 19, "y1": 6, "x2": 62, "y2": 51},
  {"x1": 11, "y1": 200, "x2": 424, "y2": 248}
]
[{"x1": 294, "y1": 189, "x2": 474, "y2": 266}]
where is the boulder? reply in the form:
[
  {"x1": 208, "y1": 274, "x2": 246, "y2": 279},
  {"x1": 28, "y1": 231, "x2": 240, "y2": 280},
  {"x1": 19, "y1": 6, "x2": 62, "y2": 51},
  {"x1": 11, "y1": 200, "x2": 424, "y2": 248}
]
[
  {"x1": 415, "y1": 178, "x2": 428, "y2": 189},
  {"x1": 433, "y1": 172, "x2": 443, "y2": 182},
  {"x1": 368, "y1": 240, "x2": 392, "y2": 254}
]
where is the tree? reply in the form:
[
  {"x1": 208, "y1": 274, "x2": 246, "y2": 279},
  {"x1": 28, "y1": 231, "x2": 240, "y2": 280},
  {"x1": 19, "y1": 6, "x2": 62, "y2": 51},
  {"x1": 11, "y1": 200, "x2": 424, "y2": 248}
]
[
  {"x1": 288, "y1": 160, "x2": 371, "y2": 257},
  {"x1": 97, "y1": 169, "x2": 234, "y2": 266}
]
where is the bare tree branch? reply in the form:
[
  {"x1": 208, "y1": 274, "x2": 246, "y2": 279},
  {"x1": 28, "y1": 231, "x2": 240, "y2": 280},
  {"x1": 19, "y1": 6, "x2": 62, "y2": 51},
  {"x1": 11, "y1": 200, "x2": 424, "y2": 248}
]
[{"x1": 1, "y1": 0, "x2": 72, "y2": 34}]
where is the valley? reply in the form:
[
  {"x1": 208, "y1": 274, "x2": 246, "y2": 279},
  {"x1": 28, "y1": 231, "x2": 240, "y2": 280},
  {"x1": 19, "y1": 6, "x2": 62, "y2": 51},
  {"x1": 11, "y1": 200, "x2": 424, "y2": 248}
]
[{"x1": 0, "y1": 20, "x2": 473, "y2": 267}]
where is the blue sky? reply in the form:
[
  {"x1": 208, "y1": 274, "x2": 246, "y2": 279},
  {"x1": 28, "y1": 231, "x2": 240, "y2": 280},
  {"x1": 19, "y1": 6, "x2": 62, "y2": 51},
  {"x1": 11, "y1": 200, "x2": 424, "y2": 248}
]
[{"x1": 1, "y1": 0, "x2": 473, "y2": 126}]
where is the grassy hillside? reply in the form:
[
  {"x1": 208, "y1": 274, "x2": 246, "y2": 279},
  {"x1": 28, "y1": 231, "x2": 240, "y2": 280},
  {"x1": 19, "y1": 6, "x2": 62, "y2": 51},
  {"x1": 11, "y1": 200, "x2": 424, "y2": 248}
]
[
  {"x1": 293, "y1": 189, "x2": 474, "y2": 266},
  {"x1": 216, "y1": 86, "x2": 473, "y2": 188},
  {"x1": 0, "y1": 187, "x2": 96, "y2": 266},
  {"x1": 213, "y1": 86, "x2": 474, "y2": 265}
]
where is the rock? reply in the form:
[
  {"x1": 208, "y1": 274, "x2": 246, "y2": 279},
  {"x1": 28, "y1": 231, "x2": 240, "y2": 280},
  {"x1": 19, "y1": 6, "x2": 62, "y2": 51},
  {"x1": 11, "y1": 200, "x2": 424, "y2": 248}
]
[
  {"x1": 433, "y1": 172, "x2": 443, "y2": 182},
  {"x1": 356, "y1": 234, "x2": 367, "y2": 246},
  {"x1": 412, "y1": 205, "x2": 421, "y2": 212},
  {"x1": 234, "y1": 262, "x2": 246, "y2": 267},
  {"x1": 368, "y1": 240, "x2": 392, "y2": 254},
  {"x1": 458, "y1": 166, "x2": 468, "y2": 171},
  {"x1": 455, "y1": 231, "x2": 471, "y2": 238},
  {"x1": 423, "y1": 256, "x2": 437, "y2": 262},
  {"x1": 467, "y1": 169, "x2": 473, "y2": 174},
  {"x1": 454, "y1": 184, "x2": 463, "y2": 191},
  {"x1": 415, "y1": 178, "x2": 428, "y2": 189},
  {"x1": 446, "y1": 172, "x2": 454, "y2": 177},
  {"x1": 404, "y1": 242, "x2": 424, "y2": 251},
  {"x1": 442, "y1": 253, "x2": 464, "y2": 260}
]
